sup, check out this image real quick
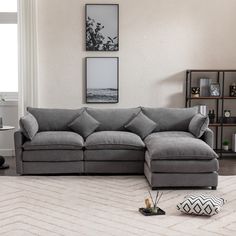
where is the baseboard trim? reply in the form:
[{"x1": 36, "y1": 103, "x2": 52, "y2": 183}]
[{"x1": 0, "y1": 149, "x2": 15, "y2": 157}]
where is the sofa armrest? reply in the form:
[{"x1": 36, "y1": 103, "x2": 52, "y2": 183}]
[
  {"x1": 14, "y1": 129, "x2": 26, "y2": 174},
  {"x1": 201, "y1": 128, "x2": 214, "y2": 148}
]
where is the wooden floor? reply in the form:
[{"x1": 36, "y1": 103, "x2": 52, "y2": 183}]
[{"x1": 0, "y1": 156, "x2": 236, "y2": 176}]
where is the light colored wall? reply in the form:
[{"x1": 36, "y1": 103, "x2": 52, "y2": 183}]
[{"x1": 37, "y1": 0, "x2": 236, "y2": 109}]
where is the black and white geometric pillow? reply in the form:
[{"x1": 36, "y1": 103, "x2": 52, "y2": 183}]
[{"x1": 177, "y1": 194, "x2": 226, "y2": 216}]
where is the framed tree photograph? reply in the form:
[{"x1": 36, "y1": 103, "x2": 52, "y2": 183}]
[
  {"x1": 86, "y1": 4, "x2": 119, "y2": 51},
  {"x1": 86, "y1": 57, "x2": 119, "y2": 103}
]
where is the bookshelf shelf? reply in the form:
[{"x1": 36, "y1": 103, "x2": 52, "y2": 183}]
[{"x1": 186, "y1": 70, "x2": 236, "y2": 158}]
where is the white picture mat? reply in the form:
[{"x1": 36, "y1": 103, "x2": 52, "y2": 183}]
[{"x1": 86, "y1": 58, "x2": 118, "y2": 89}]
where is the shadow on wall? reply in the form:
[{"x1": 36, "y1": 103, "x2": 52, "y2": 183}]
[{"x1": 157, "y1": 71, "x2": 186, "y2": 108}]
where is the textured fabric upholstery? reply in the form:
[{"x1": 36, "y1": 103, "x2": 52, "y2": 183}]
[
  {"x1": 23, "y1": 150, "x2": 83, "y2": 162},
  {"x1": 141, "y1": 107, "x2": 198, "y2": 132},
  {"x1": 27, "y1": 107, "x2": 84, "y2": 131},
  {"x1": 125, "y1": 111, "x2": 157, "y2": 139},
  {"x1": 68, "y1": 110, "x2": 100, "y2": 138},
  {"x1": 201, "y1": 128, "x2": 214, "y2": 148},
  {"x1": 14, "y1": 129, "x2": 26, "y2": 174},
  {"x1": 23, "y1": 131, "x2": 84, "y2": 150},
  {"x1": 189, "y1": 113, "x2": 209, "y2": 138},
  {"x1": 85, "y1": 161, "x2": 144, "y2": 174},
  {"x1": 145, "y1": 131, "x2": 218, "y2": 160},
  {"x1": 145, "y1": 163, "x2": 218, "y2": 188},
  {"x1": 84, "y1": 150, "x2": 145, "y2": 161},
  {"x1": 22, "y1": 162, "x2": 83, "y2": 174},
  {"x1": 145, "y1": 152, "x2": 219, "y2": 172},
  {"x1": 85, "y1": 131, "x2": 145, "y2": 150},
  {"x1": 86, "y1": 107, "x2": 140, "y2": 131},
  {"x1": 19, "y1": 113, "x2": 39, "y2": 140}
]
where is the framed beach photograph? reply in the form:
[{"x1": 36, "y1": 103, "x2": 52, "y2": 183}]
[
  {"x1": 86, "y1": 4, "x2": 119, "y2": 51},
  {"x1": 86, "y1": 57, "x2": 119, "y2": 103}
]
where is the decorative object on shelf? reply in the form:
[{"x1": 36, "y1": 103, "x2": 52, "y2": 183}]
[
  {"x1": 224, "y1": 110, "x2": 231, "y2": 118},
  {"x1": 232, "y1": 134, "x2": 236, "y2": 152},
  {"x1": 198, "y1": 105, "x2": 207, "y2": 116},
  {"x1": 200, "y1": 78, "x2": 211, "y2": 96},
  {"x1": 219, "y1": 116, "x2": 236, "y2": 124},
  {"x1": 86, "y1": 57, "x2": 119, "y2": 103},
  {"x1": 86, "y1": 4, "x2": 119, "y2": 51},
  {"x1": 139, "y1": 191, "x2": 165, "y2": 216},
  {"x1": 208, "y1": 110, "x2": 215, "y2": 124},
  {"x1": 230, "y1": 83, "x2": 236, "y2": 97},
  {"x1": 0, "y1": 117, "x2": 2, "y2": 128},
  {"x1": 222, "y1": 140, "x2": 229, "y2": 151},
  {"x1": 210, "y1": 83, "x2": 221, "y2": 96},
  {"x1": 191, "y1": 87, "x2": 200, "y2": 98}
]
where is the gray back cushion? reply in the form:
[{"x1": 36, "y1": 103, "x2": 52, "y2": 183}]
[
  {"x1": 27, "y1": 107, "x2": 84, "y2": 131},
  {"x1": 141, "y1": 107, "x2": 198, "y2": 132},
  {"x1": 86, "y1": 108, "x2": 140, "y2": 131}
]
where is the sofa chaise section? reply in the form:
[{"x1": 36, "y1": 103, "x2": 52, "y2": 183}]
[{"x1": 144, "y1": 131, "x2": 218, "y2": 189}]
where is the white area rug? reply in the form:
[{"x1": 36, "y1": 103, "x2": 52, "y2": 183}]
[{"x1": 0, "y1": 175, "x2": 235, "y2": 236}]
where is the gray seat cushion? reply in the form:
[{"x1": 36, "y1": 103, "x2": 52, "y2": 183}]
[
  {"x1": 27, "y1": 107, "x2": 84, "y2": 131},
  {"x1": 142, "y1": 107, "x2": 198, "y2": 132},
  {"x1": 23, "y1": 131, "x2": 84, "y2": 150},
  {"x1": 86, "y1": 108, "x2": 140, "y2": 131},
  {"x1": 85, "y1": 131, "x2": 145, "y2": 150},
  {"x1": 145, "y1": 131, "x2": 218, "y2": 160},
  {"x1": 145, "y1": 152, "x2": 219, "y2": 173}
]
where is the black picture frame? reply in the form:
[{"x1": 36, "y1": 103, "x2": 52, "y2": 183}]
[
  {"x1": 85, "y1": 57, "x2": 119, "y2": 103},
  {"x1": 85, "y1": 4, "x2": 119, "y2": 51}
]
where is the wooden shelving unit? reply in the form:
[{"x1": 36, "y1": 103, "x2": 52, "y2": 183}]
[{"x1": 185, "y1": 69, "x2": 236, "y2": 158}]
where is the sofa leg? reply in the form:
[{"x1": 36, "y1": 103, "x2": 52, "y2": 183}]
[{"x1": 212, "y1": 186, "x2": 217, "y2": 190}]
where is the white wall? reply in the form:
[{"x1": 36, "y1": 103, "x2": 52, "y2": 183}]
[{"x1": 37, "y1": 0, "x2": 236, "y2": 109}]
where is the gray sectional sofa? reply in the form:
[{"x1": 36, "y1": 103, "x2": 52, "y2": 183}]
[{"x1": 15, "y1": 106, "x2": 219, "y2": 189}]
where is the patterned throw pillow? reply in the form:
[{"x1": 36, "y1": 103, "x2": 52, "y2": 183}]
[{"x1": 177, "y1": 194, "x2": 225, "y2": 216}]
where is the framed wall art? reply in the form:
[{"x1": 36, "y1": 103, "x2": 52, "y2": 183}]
[
  {"x1": 86, "y1": 4, "x2": 119, "y2": 51},
  {"x1": 210, "y1": 83, "x2": 221, "y2": 97},
  {"x1": 86, "y1": 57, "x2": 119, "y2": 103}
]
